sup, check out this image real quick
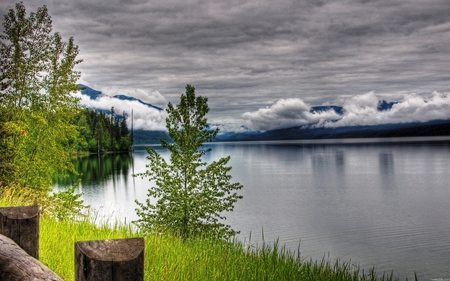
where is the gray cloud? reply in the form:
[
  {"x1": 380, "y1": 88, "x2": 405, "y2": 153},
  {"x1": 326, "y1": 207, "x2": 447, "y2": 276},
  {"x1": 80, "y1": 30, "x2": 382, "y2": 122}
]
[{"x1": 2, "y1": 0, "x2": 450, "y2": 130}]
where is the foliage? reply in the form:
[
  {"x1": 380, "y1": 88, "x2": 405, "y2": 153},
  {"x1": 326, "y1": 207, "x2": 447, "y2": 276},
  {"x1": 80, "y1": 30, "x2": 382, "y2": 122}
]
[
  {"x1": 0, "y1": 2, "x2": 82, "y2": 191},
  {"x1": 0, "y1": 184, "x2": 85, "y2": 220},
  {"x1": 135, "y1": 84, "x2": 243, "y2": 240},
  {"x1": 47, "y1": 184, "x2": 85, "y2": 220},
  {"x1": 75, "y1": 107, "x2": 132, "y2": 153}
]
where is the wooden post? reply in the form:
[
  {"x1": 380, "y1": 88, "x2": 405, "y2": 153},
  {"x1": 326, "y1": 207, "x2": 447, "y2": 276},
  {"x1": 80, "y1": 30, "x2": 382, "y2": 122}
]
[
  {"x1": 75, "y1": 238, "x2": 144, "y2": 281},
  {"x1": 0, "y1": 234, "x2": 63, "y2": 281},
  {"x1": 0, "y1": 206, "x2": 39, "y2": 259}
]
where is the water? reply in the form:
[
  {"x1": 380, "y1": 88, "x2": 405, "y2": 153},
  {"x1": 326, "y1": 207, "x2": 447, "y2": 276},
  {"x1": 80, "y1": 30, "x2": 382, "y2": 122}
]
[{"x1": 53, "y1": 136, "x2": 450, "y2": 280}]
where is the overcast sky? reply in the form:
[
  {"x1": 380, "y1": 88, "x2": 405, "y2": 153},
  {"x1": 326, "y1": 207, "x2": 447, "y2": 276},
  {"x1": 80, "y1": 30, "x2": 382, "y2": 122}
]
[{"x1": 2, "y1": 0, "x2": 450, "y2": 131}]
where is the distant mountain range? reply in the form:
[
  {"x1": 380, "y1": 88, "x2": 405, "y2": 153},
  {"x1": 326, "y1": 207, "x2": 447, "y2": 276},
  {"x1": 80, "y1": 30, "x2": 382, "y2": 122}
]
[
  {"x1": 77, "y1": 85, "x2": 450, "y2": 144},
  {"x1": 131, "y1": 119, "x2": 450, "y2": 144},
  {"x1": 215, "y1": 119, "x2": 450, "y2": 142},
  {"x1": 78, "y1": 84, "x2": 163, "y2": 111}
]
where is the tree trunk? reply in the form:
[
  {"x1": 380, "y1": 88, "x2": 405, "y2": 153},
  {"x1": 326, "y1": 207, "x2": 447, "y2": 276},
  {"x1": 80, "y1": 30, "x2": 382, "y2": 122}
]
[{"x1": 0, "y1": 234, "x2": 62, "y2": 281}]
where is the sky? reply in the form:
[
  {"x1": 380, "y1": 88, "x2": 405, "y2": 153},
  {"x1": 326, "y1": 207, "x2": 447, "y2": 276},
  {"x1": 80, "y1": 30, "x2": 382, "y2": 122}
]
[{"x1": 2, "y1": 0, "x2": 450, "y2": 132}]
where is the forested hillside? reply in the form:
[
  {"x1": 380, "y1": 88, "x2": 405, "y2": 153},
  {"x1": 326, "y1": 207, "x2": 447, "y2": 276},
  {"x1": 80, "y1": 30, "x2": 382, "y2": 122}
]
[{"x1": 75, "y1": 108, "x2": 132, "y2": 153}]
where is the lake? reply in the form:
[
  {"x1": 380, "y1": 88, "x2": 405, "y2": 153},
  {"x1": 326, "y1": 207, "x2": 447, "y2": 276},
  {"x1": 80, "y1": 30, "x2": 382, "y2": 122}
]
[{"x1": 53, "y1": 136, "x2": 450, "y2": 280}]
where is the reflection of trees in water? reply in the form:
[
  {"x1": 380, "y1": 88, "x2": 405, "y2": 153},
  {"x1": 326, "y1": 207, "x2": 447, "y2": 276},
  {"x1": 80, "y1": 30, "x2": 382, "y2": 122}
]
[
  {"x1": 310, "y1": 147, "x2": 346, "y2": 189},
  {"x1": 379, "y1": 152, "x2": 394, "y2": 174},
  {"x1": 310, "y1": 147, "x2": 345, "y2": 169},
  {"x1": 53, "y1": 153, "x2": 132, "y2": 187}
]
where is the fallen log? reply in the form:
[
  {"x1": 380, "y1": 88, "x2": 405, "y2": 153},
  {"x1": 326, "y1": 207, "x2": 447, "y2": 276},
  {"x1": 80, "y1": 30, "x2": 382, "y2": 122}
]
[{"x1": 0, "y1": 234, "x2": 62, "y2": 281}]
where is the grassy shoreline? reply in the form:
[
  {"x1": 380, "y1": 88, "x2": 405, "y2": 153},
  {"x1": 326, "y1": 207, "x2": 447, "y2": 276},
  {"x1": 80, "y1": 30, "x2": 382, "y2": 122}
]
[
  {"x1": 0, "y1": 198, "x2": 414, "y2": 280},
  {"x1": 38, "y1": 215, "x2": 388, "y2": 281}
]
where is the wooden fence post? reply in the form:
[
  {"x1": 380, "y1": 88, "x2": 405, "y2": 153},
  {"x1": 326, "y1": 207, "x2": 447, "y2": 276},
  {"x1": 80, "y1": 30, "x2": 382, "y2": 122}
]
[
  {"x1": 0, "y1": 234, "x2": 63, "y2": 281},
  {"x1": 0, "y1": 206, "x2": 39, "y2": 259},
  {"x1": 75, "y1": 237, "x2": 144, "y2": 281}
]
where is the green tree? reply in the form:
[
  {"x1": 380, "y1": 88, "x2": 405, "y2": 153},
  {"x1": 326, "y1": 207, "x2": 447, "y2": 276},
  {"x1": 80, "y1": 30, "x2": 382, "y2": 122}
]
[
  {"x1": 0, "y1": 2, "x2": 82, "y2": 191},
  {"x1": 119, "y1": 111, "x2": 131, "y2": 151},
  {"x1": 135, "y1": 84, "x2": 243, "y2": 240}
]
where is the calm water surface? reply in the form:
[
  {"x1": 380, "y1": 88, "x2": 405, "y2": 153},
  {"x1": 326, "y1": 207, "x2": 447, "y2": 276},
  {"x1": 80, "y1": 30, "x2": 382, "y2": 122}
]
[{"x1": 53, "y1": 137, "x2": 450, "y2": 280}]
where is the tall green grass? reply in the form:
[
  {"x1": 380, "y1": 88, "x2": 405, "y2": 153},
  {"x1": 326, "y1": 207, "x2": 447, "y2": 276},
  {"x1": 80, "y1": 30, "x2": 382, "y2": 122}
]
[{"x1": 1, "y1": 196, "x2": 416, "y2": 281}]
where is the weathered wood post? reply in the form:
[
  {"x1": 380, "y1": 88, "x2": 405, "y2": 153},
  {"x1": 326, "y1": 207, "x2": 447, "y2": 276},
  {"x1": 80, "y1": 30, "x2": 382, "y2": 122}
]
[
  {"x1": 0, "y1": 234, "x2": 63, "y2": 281},
  {"x1": 0, "y1": 206, "x2": 39, "y2": 259},
  {"x1": 75, "y1": 237, "x2": 145, "y2": 281}
]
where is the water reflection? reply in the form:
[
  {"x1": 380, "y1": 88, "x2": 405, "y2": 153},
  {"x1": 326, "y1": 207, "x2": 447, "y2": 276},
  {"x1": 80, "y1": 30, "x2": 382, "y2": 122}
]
[
  {"x1": 379, "y1": 153, "x2": 394, "y2": 175},
  {"x1": 378, "y1": 152, "x2": 397, "y2": 190},
  {"x1": 310, "y1": 147, "x2": 346, "y2": 190},
  {"x1": 54, "y1": 153, "x2": 133, "y2": 187}
]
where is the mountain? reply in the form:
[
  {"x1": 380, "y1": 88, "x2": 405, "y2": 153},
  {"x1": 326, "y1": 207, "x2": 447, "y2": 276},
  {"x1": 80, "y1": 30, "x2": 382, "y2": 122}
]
[
  {"x1": 78, "y1": 84, "x2": 163, "y2": 111},
  {"x1": 308, "y1": 101, "x2": 397, "y2": 116},
  {"x1": 135, "y1": 120, "x2": 450, "y2": 144},
  {"x1": 78, "y1": 84, "x2": 103, "y2": 100},
  {"x1": 310, "y1": 105, "x2": 344, "y2": 115},
  {"x1": 215, "y1": 119, "x2": 450, "y2": 142},
  {"x1": 113, "y1": 94, "x2": 163, "y2": 111},
  {"x1": 132, "y1": 129, "x2": 171, "y2": 145},
  {"x1": 377, "y1": 100, "x2": 398, "y2": 111},
  {"x1": 76, "y1": 85, "x2": 450, "y2": 143}
]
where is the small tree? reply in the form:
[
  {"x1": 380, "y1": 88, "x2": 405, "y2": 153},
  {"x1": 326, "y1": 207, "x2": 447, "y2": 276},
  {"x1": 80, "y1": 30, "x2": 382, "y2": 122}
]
[{"x1": 135, "y1": 84, "x2": 243, "y2": 240}]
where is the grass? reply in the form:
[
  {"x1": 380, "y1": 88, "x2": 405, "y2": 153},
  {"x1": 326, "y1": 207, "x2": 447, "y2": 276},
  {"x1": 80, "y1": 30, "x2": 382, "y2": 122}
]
[{"x1": 1, "y1": 195, "x2": 417, "y2": 281}]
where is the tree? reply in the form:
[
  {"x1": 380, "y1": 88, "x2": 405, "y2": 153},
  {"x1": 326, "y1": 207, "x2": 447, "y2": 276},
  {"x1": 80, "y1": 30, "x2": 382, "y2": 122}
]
[
  {"x1": 135, "y1": 84, "x2": 243, "y2": 240},
  {"x1": 0, "y1": 2, "x2": 82, "y2": 191}
]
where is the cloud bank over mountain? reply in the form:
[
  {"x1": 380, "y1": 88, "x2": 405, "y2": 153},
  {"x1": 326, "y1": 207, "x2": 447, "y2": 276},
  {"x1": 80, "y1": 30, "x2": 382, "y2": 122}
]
[
  {"x1": 243, "y1": 91, "x2": 450, "y2": 132},
  {"x1": 76, "y1": 85, "x2": 450, "y2": 134},
  {"x1": 97, "y1": 87, "x2": 168, "y2": 109},
  {"x1": 74, "y1": 87, "x2": 167, "y2": 131},
  {"x1": 242, "y1": 99, "x2": 341, "y2": 131}
]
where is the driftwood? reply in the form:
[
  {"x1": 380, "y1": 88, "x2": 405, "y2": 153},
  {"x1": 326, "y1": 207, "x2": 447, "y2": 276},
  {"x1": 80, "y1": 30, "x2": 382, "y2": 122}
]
[
  {"x1": 0, "y1": 234, "x2": 62, "y2": 281},
  {"x1": 0, "y1": 206, "x2": 39, "y2": 259},
  {"x1": 75, "y1": 238, "x2": 144, "y2": 281}
]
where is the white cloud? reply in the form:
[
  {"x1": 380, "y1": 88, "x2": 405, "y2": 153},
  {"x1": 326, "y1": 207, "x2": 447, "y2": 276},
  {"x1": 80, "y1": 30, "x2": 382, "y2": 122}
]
[
  {"x1": 328, "y1": 91, "x2": 450, "y2": 127},
  {"x1": 328, "y1": 91, "x2": 382, "y2": 127},
  {"x1": 99, "y1": 88, "x2": 168, "y2": 108},
  {"x1": 242, "y1": 98, "x2": 341, "y2": 131},
  {"x1": 73, "y1": 91, "x2": 167, "y2": 131},
  {"x1": 243, "y1": 91, "x2": 450, "y2": 131},
  {"x1": 130, "y1": 89, "x2": 167, "y2": 108}
]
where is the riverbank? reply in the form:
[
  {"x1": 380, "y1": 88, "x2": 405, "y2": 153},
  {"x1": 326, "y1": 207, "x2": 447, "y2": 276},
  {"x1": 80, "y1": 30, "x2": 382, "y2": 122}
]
[{"x1": 0, "y1": 198, "x2": 410, "y2": 280}]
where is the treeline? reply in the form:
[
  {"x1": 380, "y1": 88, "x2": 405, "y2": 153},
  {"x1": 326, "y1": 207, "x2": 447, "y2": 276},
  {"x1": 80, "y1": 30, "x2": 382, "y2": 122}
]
[{"x1": 76, "y1": 108, "x2": 133, "y2": 153}]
